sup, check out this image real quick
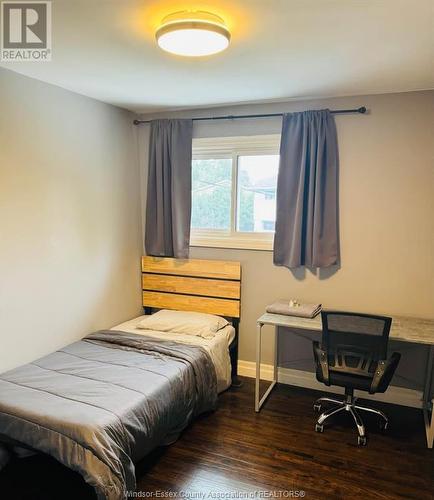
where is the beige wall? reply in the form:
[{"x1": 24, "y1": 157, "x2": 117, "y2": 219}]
[
  {"x1": 0, "y1": 68, "x2": 143, "y2": 373},
  {"x1": 138, "y1": 91, "x2": 434, "y2": 389}
]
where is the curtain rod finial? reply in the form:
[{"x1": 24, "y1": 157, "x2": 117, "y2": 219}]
[{"x1": 358, "y1": 106, "x2": 367, "y2": 114}]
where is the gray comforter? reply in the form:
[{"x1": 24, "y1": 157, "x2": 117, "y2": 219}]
[{"x1": 0, "y1": 330, "x2": 218, "y2": 499}]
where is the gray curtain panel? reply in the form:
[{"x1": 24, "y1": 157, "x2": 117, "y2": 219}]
[
  {"x1": 145, "y1": 119, "x2": 193, "y2": 258},
  {"x1": 273, "y1": 109, "x2": 339, "y2": 269}
]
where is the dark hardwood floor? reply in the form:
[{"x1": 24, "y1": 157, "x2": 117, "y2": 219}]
[{"x1": 1, "y1": 377, "x2": 432, "y2": 499}]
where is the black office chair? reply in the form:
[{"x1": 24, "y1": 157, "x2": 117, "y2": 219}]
[{"x1": 312, "y1": 311, "x2": 401, "y2": 445}]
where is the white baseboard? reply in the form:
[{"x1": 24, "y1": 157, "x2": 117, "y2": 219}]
[{"x1": 238, "y1": 360, "x2": 423, "y2": 409}]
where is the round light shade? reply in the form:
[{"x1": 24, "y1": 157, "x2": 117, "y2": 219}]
[{"x1": 156, "y1": 11, "x2": 230, "y2": 57}]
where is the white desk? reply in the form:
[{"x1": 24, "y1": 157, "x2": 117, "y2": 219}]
[{"x1": 255, "y1": 312, "x2": 434, "y2": 448}]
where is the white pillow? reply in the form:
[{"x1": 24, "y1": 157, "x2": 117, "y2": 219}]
[{"x1": 136, "y1": 309, "x2": 229, "y2": 339}]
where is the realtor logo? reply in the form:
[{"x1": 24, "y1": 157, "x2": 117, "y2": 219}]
[{"x1": 1, "y1": 1, "x2": 51, "y2": 61}]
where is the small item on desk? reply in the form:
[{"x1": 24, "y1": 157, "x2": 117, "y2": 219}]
[{"x1": 266, "y1": 299, "x2": 322, "y2": 318}]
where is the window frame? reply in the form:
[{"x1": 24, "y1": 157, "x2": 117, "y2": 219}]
[{"x1": 190, "y1": 134, "x2": 281, "y2": 251}]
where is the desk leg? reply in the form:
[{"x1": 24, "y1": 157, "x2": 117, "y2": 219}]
[
  {"x1": 422, "y1": 345, "x2": 433, "y2": 448},
  {"x1": 255, "y1": 322, "x2": 277, "y2": 412},
  {"x1": 274, "y1": 326, "x2": 278, "y2": 382},
  {"x1": 255, "y1": 322, "x2": 262, "y2": 412}
]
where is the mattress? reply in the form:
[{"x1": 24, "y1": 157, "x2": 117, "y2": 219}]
[{"x1": 111, "y1": 315, "x2": 235, "y2": 393}]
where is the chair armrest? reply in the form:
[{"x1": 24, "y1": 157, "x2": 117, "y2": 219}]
[
  {"x1": 313, "y1": 341, "x2": 330, "y2": 385},
  {"x1": 369, "y1": 352, "x2": 401, "y2": 394}
]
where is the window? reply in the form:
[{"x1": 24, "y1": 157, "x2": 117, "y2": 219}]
[
  {"x1": 191, "y1": 158, "x2": 232, "y2": 231},
  {"x1": 190, "y1": 135, "x2": 280, "y2": 250},
  {"x1": 237, "y1": 155, "x2": 279, "y2": 233}
]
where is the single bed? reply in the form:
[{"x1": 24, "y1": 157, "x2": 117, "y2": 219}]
[{"x1": 0, "y1": 257, "x2": 241, "y2": 500}]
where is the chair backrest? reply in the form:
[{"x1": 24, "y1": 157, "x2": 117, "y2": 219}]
[{"x1": 321, "y1": 311, "x2": 392, "y2": 377}]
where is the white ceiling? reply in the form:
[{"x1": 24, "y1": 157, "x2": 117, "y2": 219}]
[{"x1": 1, "y1": 0, "x2": 433, "y2": 113}]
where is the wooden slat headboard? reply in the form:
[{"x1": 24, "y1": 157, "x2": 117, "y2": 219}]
[{"x1": 142, "y1": 256, "x2": 241, "y2": 318}]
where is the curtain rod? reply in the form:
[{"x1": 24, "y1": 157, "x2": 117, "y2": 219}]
[{"x1": 133, "y1": 106, "x2": 366, "y2": 125}]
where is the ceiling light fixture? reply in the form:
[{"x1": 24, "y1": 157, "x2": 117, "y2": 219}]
[{"x1": 156, "y1": 11, "x2": 230, "y2": 57}]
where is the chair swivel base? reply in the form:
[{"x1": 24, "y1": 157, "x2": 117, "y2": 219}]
[{"x1": 313, "y1": 394, "x2": 388, "y2": 446}]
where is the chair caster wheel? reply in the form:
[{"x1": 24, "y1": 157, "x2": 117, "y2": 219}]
[
  {"x1": 315, "y1": 424, "x2": 324, "y2": 433},
  {"x1": 314, "y1": 403, "x2": 321, "y2": 412},
  {"x1": 380, "y1": 421, "x2": 388, "y2": 431},
  {"x1": 358, "y1": 436, "x2": 367, "y2": 446}
]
